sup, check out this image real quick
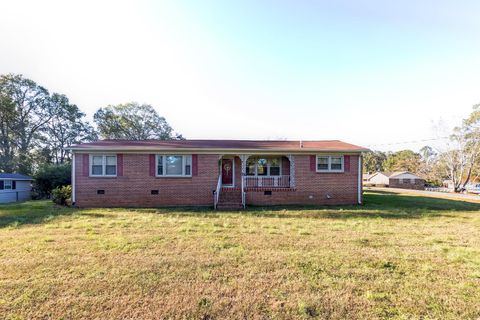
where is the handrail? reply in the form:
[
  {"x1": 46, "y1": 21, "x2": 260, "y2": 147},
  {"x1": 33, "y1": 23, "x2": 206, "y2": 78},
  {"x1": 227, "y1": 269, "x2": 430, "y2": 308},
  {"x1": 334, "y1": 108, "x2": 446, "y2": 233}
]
[{"x1": 214, "y1": 174, "x2": 222, "y2": 209}]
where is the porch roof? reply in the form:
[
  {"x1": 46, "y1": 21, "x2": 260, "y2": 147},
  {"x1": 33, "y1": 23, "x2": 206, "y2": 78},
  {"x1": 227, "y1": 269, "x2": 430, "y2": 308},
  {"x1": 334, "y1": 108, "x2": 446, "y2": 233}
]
[{"x1": 70, "y1": 139, "x2": 368, "y2": 153}]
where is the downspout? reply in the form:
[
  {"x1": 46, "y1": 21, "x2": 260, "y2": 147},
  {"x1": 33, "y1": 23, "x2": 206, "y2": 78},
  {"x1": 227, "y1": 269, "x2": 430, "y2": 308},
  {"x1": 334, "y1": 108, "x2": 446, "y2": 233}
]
[
  {"x1": 72, "y1": 152, "x2": 76, "y2": 205},
  {"x1": 358, "y1": 154, "x2": 362, "y2": 205}
]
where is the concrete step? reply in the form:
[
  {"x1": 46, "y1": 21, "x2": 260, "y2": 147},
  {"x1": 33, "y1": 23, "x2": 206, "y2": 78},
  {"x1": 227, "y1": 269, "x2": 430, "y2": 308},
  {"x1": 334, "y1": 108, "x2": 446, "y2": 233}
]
[{"x1": 216, "y1": 203, "x2": 244, "y2": 210}]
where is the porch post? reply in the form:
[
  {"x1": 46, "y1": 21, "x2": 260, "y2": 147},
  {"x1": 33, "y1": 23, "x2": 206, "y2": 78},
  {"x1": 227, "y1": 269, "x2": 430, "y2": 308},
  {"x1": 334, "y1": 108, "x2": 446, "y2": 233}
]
[
  {"x1": 239, "y1": 155, "x2": 249, "y2": 208},
  {"x1": 239, "y1": 155, "x2": 248, "y2": 175},
  {"x1": 288, "y1": 154, "x2": 296, "y2": 187}
]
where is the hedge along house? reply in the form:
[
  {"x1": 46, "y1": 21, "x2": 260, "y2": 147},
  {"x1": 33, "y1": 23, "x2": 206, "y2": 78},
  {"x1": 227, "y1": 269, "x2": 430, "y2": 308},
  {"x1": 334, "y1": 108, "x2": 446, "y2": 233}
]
[
  {"x1": 0, "y1": 173, "x2": 34, "y2": 204},
  {"x1": 69, "y1": 140, "x2": 368, "y2": 209}
]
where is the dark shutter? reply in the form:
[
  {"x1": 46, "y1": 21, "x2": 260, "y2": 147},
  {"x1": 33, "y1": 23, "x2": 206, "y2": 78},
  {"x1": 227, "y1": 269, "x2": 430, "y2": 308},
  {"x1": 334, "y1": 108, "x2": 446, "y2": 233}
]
[
  {"x1": 192, "y1": 154, "x2": 198, "y2": 176},
  {"x1": 0, "y1": 180, "x2": 3, "y2": 190},
  {"x1": 12, "y1": 180, "x2": 16, "y2": 190},
  {"x1": 310, "y1": 155, "x2": 316, "y2": 171},
  {"x1": 117, "y1": 154, "x2": 123, "y2": 176},
  {"x1": 83, "y1": 154, "x2": 89, "y2": 176},
  {"x1": 149, "y1": 154, "x2": 155, "y2": 176},
  {"x1": 344, "y1": 155, "x2": 350, "y2": 172}
]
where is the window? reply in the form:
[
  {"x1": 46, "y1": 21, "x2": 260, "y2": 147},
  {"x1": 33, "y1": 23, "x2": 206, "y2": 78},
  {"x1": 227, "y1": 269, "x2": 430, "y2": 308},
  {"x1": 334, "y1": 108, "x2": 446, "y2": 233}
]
[
  {"x1": 316, "y1": 155, "x2": 344, "y2": 172},
  {"x1": 246, "y1": 158, "x2": 256, "y2": 176},
  {"x1": 156, "y1": 155, "x2": 192, "y2": 177},
  {"x1": 317, "y1": 157, "x2": 329, "y2": 171},
  {"x1": 257, "y1": 158, "x2": 267, "y2": 176},
  {"x1": 90, "y1": 155, "x2": 117, "y2": 176},
  {"x1": 245, "y1": 157, "x2": 282, "y2": 176},
  {"x1": 4, "y1": 180, "x2": 12, "y2": 190},
  {"x1": 331, "y1": 156, "x2": 343, "y2": 170},
  {"x1": 269, "y1": 158, "x2": 281, "y2": 176}
]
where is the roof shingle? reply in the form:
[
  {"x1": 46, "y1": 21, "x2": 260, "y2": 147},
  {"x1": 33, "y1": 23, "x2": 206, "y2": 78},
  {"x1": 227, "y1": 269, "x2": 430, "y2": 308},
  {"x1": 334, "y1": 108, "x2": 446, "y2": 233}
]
[{"x1": 70, "y1": 139, "x2": 368, "y2": 152}]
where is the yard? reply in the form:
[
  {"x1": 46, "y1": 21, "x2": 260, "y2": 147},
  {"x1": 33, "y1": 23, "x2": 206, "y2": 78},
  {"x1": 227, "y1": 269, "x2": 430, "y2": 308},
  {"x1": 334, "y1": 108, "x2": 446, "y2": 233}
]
[{"x1": 0, "y1": 191, "x2": 479, "y2": 319}]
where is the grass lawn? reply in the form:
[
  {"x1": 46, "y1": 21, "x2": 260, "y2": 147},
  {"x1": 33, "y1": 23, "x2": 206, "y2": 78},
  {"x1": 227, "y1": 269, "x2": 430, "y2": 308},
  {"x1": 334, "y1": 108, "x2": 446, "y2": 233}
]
[{"x1": 0, "y1": 191, "x2": 479, "y2": 319}]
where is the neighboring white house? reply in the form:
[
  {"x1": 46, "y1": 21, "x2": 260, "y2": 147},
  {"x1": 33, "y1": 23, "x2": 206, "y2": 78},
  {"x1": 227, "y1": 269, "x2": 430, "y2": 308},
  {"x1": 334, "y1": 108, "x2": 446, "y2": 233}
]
[
  {"x1": 366, "y1": 172, "x2": 390, "y2": 185},
  {"x1": 0, "y1": 173, "x2": 33, "y2": 204}
]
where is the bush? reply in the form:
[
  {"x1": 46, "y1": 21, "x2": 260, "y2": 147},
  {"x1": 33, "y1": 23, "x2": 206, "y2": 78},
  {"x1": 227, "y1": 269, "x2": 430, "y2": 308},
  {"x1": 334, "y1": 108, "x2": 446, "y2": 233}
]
[
  {"x1": 52, "y1": 185, "x2": 72, "y2": 206},
  {"x1": 34, "y1": 163, "x2": 71, "y2": 198}
]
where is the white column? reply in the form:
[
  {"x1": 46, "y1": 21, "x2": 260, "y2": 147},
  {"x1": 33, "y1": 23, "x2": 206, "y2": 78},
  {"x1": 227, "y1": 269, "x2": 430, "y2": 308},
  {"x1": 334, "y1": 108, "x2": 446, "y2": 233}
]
[
  {"x1": 71, "y1": 152, "x2": 76, "y2": 204},
  {"x1": 239, "y1": 155, "x2": 250, "y2": 208},
  {"x1": 288, "y1": 154, "x2": 295, "y2": 187},
  {"x1": 239, "y1": 155, "x2": 248, "y2": 176}
]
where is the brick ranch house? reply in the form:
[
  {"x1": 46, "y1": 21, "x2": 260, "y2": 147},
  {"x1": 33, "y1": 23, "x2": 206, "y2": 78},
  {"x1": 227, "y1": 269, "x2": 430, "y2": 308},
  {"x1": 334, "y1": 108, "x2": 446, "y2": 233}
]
[{"x1": 70, "y1": 140, "x2": 368, "y2": 209}]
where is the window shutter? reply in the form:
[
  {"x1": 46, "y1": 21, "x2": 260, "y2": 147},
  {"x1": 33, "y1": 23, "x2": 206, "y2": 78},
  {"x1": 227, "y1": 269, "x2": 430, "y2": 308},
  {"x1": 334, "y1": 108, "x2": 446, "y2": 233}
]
[
  {"x1": 0, "y1": 181, "x2": 3, "y2": 190},
  {"x1": 117, "y1": 154, "x2": 123, "y2": 176},
  {"x1": 83, "y1": 154, "x2": 89, "y2": 176},
  {"x1": 344, "y1": 155, "x2": 350, "y2": 172},
  {"x1": 192, "y1": 154, "x2": 198, "y2": 176},
  {"x1": 149, "y1": 154, "x2": 155, "y2": 176},
  {"x1": 310, "y1": 155, "x2": 316, "y2": 171},
  {"x1": 12, "y1": 181, "x2": 16, "y2": 190}
]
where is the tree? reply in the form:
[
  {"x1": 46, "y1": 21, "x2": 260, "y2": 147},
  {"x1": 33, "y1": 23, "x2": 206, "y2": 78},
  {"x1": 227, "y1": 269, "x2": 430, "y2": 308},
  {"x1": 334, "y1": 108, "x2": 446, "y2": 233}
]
[
  {"x1": 93, "y1": 102, "x2": 182, "y2": 140},
  {"x1": 0, "y1": 74, "x2": 60, "y2": 174},
  {"x1": 43, "y1": 93, "x2": 97, "y2": 164},
  {"x1": 0, "y1": 94, "x2": 17, "y2": 172},
  {"x1": 33, "y1": 163, "x2": 71, "y2": 198},
  {"x1": 363, "y1": 151, "x2": 387, "y2": 173},
  {"x1": 441, "y1": 104, "x2": 480, "y2": 192},
  {"x1": 383, "y1": 150, "x2": 422, "y2": 173}
]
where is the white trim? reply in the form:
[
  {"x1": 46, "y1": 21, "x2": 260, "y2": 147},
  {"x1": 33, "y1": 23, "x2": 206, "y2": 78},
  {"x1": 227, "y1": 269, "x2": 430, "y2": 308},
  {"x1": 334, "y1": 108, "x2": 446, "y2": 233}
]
[
  {"x1": 155, "y1": 154, "x2": 193, "y2": 178},
  {"x1": 221, "y1": 157, "x2": 235, "y2": 187},
  {"x1": 72, "y1": 153, "x2": 76, "y2": 203},
  {"x1": 358, "y1": 155, "x2": 362, "y2": 204},
  {"x1": 89, "y1": 154, "x2": 118, "y2": 177},
  {"x1": 316, "y1": 155, "x2": 345, "y2": 173}
]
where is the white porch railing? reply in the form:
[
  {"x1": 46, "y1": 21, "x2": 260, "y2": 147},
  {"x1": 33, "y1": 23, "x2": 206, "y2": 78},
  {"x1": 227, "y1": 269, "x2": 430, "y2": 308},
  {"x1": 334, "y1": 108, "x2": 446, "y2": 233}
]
[
  {"x1": 243, "y1": 175, "x2": 290, "y2": 188},
  {"x1": 213, "y1": 174, "x2": 221, "y2": 209}
]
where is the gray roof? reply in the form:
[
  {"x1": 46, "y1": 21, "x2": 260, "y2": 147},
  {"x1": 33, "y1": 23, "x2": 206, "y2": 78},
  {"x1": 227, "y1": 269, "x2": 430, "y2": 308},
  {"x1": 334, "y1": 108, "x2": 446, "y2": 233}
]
[{"x1": 0, "y1": 173, "x2": 34, "y2": 180}]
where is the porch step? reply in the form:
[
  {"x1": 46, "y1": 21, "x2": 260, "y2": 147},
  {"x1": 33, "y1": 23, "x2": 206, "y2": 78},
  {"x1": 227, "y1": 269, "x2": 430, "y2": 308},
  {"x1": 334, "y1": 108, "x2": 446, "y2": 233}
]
[
  {"x1": 217, "y1": 190, "x2": 243, "y2": 210},
  {"x1": 219, "y1": 193, "x2": 242, "y2": 201},
  {"x1": 216, "y1": 203, "x2": 244, "y2": 210}
]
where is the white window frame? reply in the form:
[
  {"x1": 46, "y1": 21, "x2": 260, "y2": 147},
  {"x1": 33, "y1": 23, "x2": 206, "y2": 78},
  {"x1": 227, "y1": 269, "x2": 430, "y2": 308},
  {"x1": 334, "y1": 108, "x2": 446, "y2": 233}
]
[
  {"x1": 156, "y1": 155, "x2": 192, "y2": 177},
  {"x1": 90, "y1": 154, "x2": 117, "y2": 177},
  {"x1": 4, "y1": 180, "x2": 12, "y2": 190},
  {"x1": 246, "y1": 157, "x2": 282, "y2": 176},
  {"x1": 316, "y1": 155, "x2": 344, "y2": 173}
]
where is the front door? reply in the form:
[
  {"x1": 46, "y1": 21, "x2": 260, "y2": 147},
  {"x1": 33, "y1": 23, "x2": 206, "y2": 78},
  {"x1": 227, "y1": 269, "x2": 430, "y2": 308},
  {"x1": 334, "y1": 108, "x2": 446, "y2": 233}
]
[{"x1": 221, "y1": 159, "x2": 234, "y2": 186}]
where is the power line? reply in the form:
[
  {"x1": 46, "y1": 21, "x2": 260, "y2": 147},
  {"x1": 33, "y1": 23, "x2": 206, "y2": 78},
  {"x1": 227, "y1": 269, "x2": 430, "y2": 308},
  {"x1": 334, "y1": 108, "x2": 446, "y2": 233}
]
[{"x1": 367, "y1": 136, "x2": 450, "y2": 147}]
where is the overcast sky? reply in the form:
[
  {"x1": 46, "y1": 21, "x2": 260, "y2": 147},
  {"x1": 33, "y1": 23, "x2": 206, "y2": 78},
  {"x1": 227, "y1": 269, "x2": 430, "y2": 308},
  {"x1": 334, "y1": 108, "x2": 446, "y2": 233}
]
[{"x1": 1, "y1": 0, "x2": 479, "y2": 151}]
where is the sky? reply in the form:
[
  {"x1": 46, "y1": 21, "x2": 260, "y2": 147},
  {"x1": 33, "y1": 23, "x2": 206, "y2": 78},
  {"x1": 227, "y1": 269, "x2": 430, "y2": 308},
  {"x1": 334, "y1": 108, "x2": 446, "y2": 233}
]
[{"x1": 1, "y1": 0, "x2": 479, "y2": 152}]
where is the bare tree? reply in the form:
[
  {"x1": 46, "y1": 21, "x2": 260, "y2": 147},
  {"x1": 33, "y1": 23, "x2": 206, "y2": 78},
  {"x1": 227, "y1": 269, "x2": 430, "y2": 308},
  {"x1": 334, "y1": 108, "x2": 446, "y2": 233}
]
[{"x1": 441, "y1": 104, "x2": 480, "y2": 192}]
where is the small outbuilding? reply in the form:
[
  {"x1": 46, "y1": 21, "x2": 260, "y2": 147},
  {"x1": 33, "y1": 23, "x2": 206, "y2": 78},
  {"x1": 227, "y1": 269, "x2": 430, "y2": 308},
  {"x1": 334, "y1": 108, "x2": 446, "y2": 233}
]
[
  {"x1": 0, "y1": 173, "x2": 34, "y2": 204},
  {"x1": 364, "y1": 171, "x2": 425, "y2": 190}
]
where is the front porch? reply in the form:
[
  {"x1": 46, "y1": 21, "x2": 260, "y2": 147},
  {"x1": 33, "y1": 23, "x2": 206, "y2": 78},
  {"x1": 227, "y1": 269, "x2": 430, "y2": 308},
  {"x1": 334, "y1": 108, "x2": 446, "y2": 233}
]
[{"x1": 214, "y1": 154, "x2": 296, "y2": 209}]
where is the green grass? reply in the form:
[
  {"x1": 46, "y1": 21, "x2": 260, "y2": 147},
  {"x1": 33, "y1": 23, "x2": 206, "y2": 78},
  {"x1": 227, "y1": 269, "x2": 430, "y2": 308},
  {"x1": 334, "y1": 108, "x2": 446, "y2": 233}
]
[{"x1": 0, "y1": 191, "x2": 479, "y2": 319}]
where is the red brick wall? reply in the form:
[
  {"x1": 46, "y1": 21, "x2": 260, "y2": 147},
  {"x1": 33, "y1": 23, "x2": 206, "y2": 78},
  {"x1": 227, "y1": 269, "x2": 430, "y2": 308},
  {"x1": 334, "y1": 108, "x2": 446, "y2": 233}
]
[
  {"x1": 74, "y1": 154, "x2": 219, "y2": 207},
  {"x1": 246, "y1": 155, "x2": 360, "y2": 206},
  {"x1": 389, "y1": 178, "x2": 425, "y2": 190},
  {"x1": 74, "y1": 153, "x2": 361, "y2": 207}
]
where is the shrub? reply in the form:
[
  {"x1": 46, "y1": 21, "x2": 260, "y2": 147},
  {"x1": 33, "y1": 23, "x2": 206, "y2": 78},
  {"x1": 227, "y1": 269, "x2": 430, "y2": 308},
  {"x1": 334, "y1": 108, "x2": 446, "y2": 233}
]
[
  {"x1": 52, "y1": 185, "x2": 72, "y2": 206},
  {"x1": 34, "y1": 163, "x2": 71, "y2": 198}
]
